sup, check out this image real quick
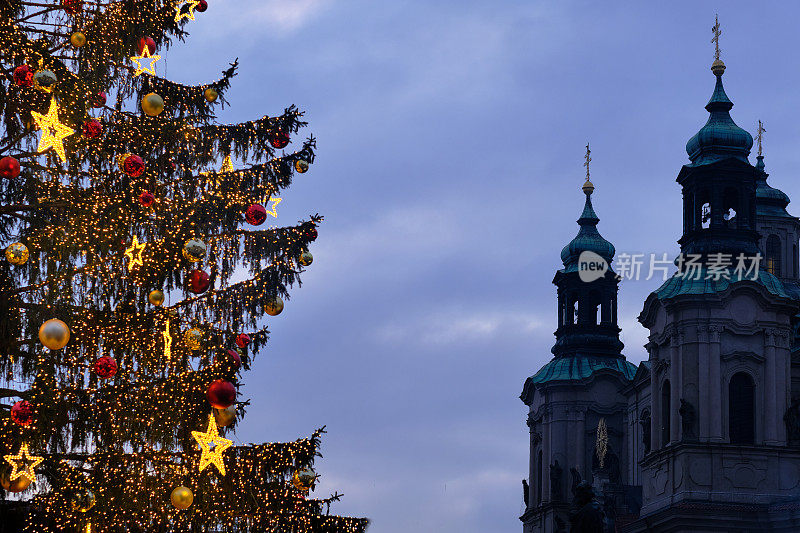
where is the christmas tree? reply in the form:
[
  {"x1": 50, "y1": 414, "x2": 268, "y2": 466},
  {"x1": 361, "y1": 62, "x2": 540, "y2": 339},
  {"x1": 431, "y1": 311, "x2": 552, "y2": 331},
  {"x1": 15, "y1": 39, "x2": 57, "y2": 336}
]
[{"x1": 0, "y1": 1, "x2": 368, "y2": 532}]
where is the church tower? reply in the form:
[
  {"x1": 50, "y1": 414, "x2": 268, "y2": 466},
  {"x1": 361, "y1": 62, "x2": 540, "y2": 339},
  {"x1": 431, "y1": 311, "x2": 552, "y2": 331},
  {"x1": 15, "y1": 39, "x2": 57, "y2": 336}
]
[
  {"x1": 520, "y1": 157, "x2": 636, "y2": 533},
  {"x1": 635, "y1": 29, "x2": 800, "y2": 530}
]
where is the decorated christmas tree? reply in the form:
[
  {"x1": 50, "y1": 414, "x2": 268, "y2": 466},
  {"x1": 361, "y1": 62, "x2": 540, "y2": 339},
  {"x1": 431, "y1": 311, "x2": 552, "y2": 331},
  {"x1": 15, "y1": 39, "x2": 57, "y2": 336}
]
[{"x1": 0, "y1": 1, "x2": 368, "y2": 532}]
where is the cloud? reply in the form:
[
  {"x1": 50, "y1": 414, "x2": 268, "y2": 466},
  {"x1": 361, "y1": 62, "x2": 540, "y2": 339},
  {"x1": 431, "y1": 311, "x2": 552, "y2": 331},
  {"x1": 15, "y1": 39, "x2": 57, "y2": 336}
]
[
  {"x1": 213, "y1": 0, "x2": 331, "y2": 35},
  {"x1": 374, "y1": 308, "x2": 547, "y2": 347}
]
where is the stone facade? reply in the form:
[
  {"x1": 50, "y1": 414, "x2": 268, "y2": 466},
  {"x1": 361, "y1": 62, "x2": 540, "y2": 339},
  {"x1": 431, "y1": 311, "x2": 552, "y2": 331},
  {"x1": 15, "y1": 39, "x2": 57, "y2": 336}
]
[{"x1": 521, "y1": 60, "x2": 800, "y2": 532}]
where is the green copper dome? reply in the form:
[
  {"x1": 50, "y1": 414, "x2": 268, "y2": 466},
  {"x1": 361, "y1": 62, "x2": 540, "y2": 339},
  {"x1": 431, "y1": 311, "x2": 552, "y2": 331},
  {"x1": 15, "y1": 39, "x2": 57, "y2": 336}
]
[
  {"x1": 685, "y1": 70, "x2": 753, "y2": 166},
  {"x1": 560, "y1": 187, "x2": 615, "y2": 272},
  {"x1": 755, "y1": 155, "x2": 793, "y2": 218},
  {"x1": 526, "y1": 354, "x2": 636, "y2": 385}
]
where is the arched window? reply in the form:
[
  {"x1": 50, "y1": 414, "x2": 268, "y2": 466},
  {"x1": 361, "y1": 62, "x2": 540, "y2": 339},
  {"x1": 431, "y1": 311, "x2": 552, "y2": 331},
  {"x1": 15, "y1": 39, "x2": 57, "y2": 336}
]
[
  {"x1": 661, "y1": 380, "x2": 671, "y2": 446},
  {"x1": 723, "y1": 187, "x2": 738, "y2": 228},
  {"x1": 697, "y1": 189, "x2": 711, "y2": 229},
  {"x1": 766, "y1": 235, "x2": 782, "y2": 277},
  {"x1": 536, "y1": 450, "x2": 543, "y2": 504},
  {"x1": 640, "y1": 409, "x2": 652, "y2": 454},
  {"x1": 589, "y1": 290, "x2": 601, "y2": 325},
  {"x1": 729, "y1": 372, "x2": 755, "y2": 444}
]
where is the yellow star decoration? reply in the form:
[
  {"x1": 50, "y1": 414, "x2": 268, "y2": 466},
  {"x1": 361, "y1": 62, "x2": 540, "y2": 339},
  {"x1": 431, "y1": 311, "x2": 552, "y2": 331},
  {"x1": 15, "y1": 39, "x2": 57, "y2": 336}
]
[
  {"x1": 163, "y1": 318, "x2": 172, "y2": 362},
  {"x1": 130, "y1": 47, "x2": 161, "y2": 77},
  {"x1": 174, "y1": 0, "x2": 201, "y2": 23},
  {"x1": 192, "y1": 414, "x2": 232, "y2": 475},
  {"x1": 265, "y1": 196, "x2": 282, "y2": 218},
  {"x1": 31, "y1": 98, "x2": 75, "y2": 162},
  {"x1": 4, "y1": 443, "x2": 44, "y2": 483},
  {"x1": 124, "y1": 235, "x2": 146, "y2": 271}
]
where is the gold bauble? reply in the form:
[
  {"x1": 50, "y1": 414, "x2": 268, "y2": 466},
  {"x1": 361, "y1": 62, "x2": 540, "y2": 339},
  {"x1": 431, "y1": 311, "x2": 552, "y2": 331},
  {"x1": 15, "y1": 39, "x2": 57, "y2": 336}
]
[
  {"x1": 39, "y1": 319, "x2": 70, "y2": 350},
  {"x1": 265, "y1": 297, "x2": 284, "y2": 316},
  {"x1": 33, "y1": 69, "x2": 57, "y2": 92},
  {"x1": 5, "y1": 242, "x2": 29, "y2": 265},
  {"x1": 70, "y1": 32, "x2": 86, "y2": 47},
  {"x1": 141, "y1": 92, "x2": 164, "y2": 117},
  {"x1": 213, "y1": 405, "x2": 236, "y2": 427},
  {"x1": 0, "y1": 467, "x2": 31, "y2": 493},
  {"x1": 299, "y1": 251, "x2": 313, "y2": 266},
  {"x1": 116, "y1": 153, "x2": 130, "y2": 172},
  {"x1": 148, "y1": 289, "x2": 165, "y2": 306},
  {"x1": 183, "y1": 327, "x2": 204, "y2": 351},
  {"x1": 182, "y1": 239, "x2": 207, "y2": 262},
  {"x1": 204, "y1": 87, "x2": 218, "y2": 103},
  {"x1": 292, "y1": 468, "x2": 317, "y2": 491},
  {"x1": 171, "y1": 486, "x2": 193, "y2": 509},
  {"x1": 70, "y1": 489, "x2": 95, "y2": 512},
  {"x1": 294, "y1": 159, "x2": 309, "y2": 173}
]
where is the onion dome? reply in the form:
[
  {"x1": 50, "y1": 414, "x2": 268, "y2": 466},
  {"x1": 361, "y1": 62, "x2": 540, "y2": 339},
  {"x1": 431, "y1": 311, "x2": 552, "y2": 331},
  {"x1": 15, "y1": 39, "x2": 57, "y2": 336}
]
[
  {"x1": 754, "y1": 155, "x2": 792, "y2": 218},
  {"x1": 685, "y1": 60, "x2": 753, "y2": 165},
  {"x1": 560, "y1": 180, "x2": 615, "y2": 272}
]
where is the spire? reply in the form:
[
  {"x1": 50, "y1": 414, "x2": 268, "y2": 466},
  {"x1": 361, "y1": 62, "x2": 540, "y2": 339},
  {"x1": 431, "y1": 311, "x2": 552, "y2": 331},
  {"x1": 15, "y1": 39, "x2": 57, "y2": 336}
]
[
  {"x1": 685, "y1": 16, "x2": 753, "y2": 165},
  {"x1": 560, "y1": 149, "x2": 615, "y2": 271},
  {"x1": 754, "y1": 121, "x2": 792, "y2": 217}
]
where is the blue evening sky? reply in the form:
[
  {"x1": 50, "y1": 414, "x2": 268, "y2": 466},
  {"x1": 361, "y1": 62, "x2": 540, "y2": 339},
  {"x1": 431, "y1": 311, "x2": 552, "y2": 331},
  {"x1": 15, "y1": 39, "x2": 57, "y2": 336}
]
[{"x1": 162, "y1": 2, "x2": 800, "y2": 531}]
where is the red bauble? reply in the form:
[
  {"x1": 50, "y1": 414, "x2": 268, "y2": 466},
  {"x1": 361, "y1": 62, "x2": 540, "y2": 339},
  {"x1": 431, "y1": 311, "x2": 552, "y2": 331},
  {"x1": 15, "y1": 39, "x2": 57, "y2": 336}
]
[
  {"x1": 305, "y1": 225, "x2": 318, "y2": 241},
  {"x1": 93, "y1": 356, "x2": 117, "y2": 379},
  {"x1": 0, "y1": 157, "x2": 21, "y2": 179},
  {"x1": 235, "y1": 333, "x2": 250, "y2": 348},
  {"x1": 187, "y1": 269, "x2": 211, "y2": 294},
  {"x1": 82, "y1": 119, "x2": 102, "y2": 139},
  {"x1": 214, "y1": 349, "x2": 242, "y2": 372},
  {"x1": 10, "y1": 400, "x2": 33, "y2": 427},
  {"x1": 206, "y1": 379, "x2": 236, "y2": 409},
  {"x1": 196, "y1": 0, "x2": 208, "y2": 12},
  {"x1": 269, "y1": 130, "x2": 290, "y2": 149},
  {"x1": 61, "y1": 0, "x2": 82, "y2": 14},
  {"x1": 13, "y1": 65, "x2": 33, "y2": 87},
  {"x1": 123, "y1": 154, "x2": 145, "y2": 177},
  {"x1": 137, "y1": 36, "x2": 156, "y2": 56},
  {"x1": 91, "y1": 91, "x2": 106, "y2": 108},
  {"x1": 245, "y1": 204, "x2": 267, "y2": 226},
  {"x1": 139, "y1": 191, "x2": 155, "y2": 207}
]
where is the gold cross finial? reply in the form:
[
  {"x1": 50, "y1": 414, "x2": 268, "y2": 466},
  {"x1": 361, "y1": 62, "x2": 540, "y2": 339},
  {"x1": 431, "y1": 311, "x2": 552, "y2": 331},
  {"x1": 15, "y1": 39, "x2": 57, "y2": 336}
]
[
  {"x1": 711, "y1": 14, "x2": 722, "y2": 61},
  {"x1": 756, "y1": 120, "x2": 766, "y2": 157},
  {"x1": 583, "y1": 143, "x2": 592, "y2": 181}
]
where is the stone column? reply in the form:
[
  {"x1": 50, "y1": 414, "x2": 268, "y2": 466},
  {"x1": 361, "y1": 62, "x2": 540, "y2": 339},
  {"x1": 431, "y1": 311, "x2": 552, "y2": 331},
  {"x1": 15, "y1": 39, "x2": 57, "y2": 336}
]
[
  {"x1": 650, "y1": 351, "x2": 661, "y2": 449},
  {"x1": 527, "y1": 412, "x2": 538, "y2": 507},
  {"x1": 575, "y1": 408, "x2": 586, "y2": 485},
  {"x1": 542, "y1": 408, "x2": 551, "y2": 503},
  {"x1": 670, "y1": 331, "x2": 681, "y2": 443},
  {"x1": 776, "y1": 329, "x2": 791, "y2": 444},
  {"x1": 709, "y1": 325, "x2": 723, "y2": 441},
  {"x1": 765, "y1": 328, "x2": 778, "y2": 445},
  {"x1": 697, "y1": 325, "x2": 710, "y2": 440}
]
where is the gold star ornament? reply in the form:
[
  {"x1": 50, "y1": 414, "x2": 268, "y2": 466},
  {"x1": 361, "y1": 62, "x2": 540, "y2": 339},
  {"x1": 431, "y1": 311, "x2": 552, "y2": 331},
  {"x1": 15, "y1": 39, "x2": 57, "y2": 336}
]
[
  {"x1": 130, "y1": 47, "x2": 161, "y2": 77},
  {"x1": 31, "y1": 98, "x2": 75, "y2": 162},
  {"x1": 265, "y1": 196, "x2": 282, "y2": 218},
  {"x1": 124, "y1": 236, "x2": 146, "y2": 271},
  {"x1": 4, "y1": 443, "x2": 44, "y2": 483},
  {"x1": 192, "y1": 414, "x2": 232, "y2": 475},
  {"x1": 175, "y1": 0, "x2": 201, "y2": 23}
]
